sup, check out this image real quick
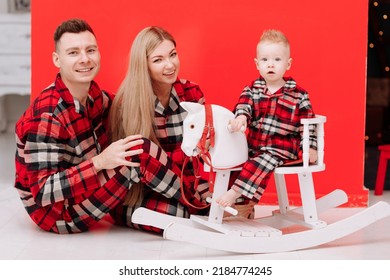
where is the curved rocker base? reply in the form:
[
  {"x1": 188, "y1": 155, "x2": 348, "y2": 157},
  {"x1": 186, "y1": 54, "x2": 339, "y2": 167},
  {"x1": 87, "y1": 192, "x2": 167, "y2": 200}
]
[
  {"x1": 131, "y1": 191, "x2": 390, "y2": 253},
  {"x1": 163, "y1": 201, "x2": 390, "y2": 253}
]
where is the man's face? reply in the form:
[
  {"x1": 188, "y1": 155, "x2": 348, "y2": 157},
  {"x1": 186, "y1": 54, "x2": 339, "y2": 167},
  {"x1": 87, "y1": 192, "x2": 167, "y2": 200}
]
[{"x1": 52, "y1": 31, "x2": 100, "y2": 88}]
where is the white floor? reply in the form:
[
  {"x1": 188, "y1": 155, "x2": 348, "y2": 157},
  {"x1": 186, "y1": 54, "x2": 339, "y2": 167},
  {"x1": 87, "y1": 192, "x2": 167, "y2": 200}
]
[{"x1": 1, "y1": 130, "x2": 390, "y2": 260}]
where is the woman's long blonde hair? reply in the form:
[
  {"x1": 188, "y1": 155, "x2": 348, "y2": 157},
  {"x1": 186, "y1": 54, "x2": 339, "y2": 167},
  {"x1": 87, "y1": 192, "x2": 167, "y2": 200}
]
[{"x1": 110, "y1": 26, "x2": 176, "y2": 206}]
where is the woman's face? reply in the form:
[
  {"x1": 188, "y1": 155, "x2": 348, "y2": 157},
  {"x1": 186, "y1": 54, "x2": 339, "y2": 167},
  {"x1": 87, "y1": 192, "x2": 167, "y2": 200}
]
[{"x1": 147, "y1": 39, "x2": 180, "y2": 87}]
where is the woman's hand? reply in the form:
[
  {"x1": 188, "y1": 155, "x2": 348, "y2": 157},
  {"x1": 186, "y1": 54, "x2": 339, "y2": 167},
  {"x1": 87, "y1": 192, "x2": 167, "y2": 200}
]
[{"x1": 92, "y1": 135, "x2": 144, "y2": 172}]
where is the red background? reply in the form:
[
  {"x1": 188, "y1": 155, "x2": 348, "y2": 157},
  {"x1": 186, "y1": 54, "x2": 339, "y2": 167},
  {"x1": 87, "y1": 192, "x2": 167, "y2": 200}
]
[{"x1": 31, "y1": 0, "x2": 369, "y2": 206}]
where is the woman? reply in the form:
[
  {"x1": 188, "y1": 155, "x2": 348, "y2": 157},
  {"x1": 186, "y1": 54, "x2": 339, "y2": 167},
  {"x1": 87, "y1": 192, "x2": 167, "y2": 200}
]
[{"x1": 109, "y1": 26, "x2": 209, "y2": 233}]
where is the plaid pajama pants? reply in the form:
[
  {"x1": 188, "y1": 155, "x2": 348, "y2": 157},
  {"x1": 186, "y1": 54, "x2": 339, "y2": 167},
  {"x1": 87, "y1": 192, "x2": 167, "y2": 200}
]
[
  {"x1": 109, "y1": 138, "x2": 209, "y2": 233},
  {"x1": 231, "y1": 151, "x2": 285, "y2": 202}
]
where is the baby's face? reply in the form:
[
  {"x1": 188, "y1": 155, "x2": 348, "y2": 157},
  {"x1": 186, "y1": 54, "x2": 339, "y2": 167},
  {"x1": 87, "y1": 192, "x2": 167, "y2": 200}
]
[{"x1": 255, "y1": 41, "x2": 292, "y2": 84}]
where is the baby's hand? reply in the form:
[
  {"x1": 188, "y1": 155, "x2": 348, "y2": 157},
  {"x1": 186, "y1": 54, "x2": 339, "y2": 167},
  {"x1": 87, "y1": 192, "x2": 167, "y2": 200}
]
[
  {"x1": 228, "y1": 115, "x2": 247, "y2": 133},
  {"x1": 309, "y1": 148, "x2": 318, "y2": 163}
]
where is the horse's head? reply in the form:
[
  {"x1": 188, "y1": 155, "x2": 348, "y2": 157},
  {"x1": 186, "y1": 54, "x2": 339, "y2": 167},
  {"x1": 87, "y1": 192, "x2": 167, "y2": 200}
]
[
  {"x1": 180, "y1": 101, "x2": 249, "y2": 169},
  {"x1": 180, "y1": 102, "x2": 205, "y2": 157}
]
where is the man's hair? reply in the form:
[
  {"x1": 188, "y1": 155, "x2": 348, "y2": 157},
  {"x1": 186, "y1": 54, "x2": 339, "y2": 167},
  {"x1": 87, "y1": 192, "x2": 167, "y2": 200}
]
[{"x1": 54, "y1": 18, "x2": 95, "y2": 48}]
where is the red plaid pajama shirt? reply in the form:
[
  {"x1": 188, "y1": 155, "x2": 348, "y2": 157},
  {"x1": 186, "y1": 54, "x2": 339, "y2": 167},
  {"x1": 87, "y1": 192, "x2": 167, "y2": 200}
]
[
  {"x1": 109, "y1": 79, "x2": 209, "y2": 233},
  {"x1": 15, "y1": 74, "x2": 206, "y2": 233},
  {"x1": 231, "y1": 76, "x2": 316, "y2": 202}
]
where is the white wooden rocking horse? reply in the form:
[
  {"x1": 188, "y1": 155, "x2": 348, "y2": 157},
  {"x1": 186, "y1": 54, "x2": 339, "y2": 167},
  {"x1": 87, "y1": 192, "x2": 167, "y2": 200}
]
[{"x1": 132, "y1": 102, "x2": 390, "y2": 253}]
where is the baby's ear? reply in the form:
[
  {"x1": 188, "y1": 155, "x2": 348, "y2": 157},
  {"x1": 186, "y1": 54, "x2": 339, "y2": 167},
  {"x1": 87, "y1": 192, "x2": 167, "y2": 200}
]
[
  {"x1": 287, "y1": 57, "x2": 293, "y2": 70},
  {"x1": 254, "y1": 58, "x2": 260, "y2": 70}
]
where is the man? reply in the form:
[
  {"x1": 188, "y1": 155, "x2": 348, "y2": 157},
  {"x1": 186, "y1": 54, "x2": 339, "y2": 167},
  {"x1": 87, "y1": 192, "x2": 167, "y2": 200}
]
[{"x1": 14, "y1": 18, "x2": 144, "y2": 233}]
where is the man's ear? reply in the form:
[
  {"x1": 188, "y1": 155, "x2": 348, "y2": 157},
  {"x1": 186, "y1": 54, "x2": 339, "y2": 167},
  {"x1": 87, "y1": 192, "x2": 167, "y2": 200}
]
[{"x1": 52, "y1": 51, "x2": 60, "y2": 68}]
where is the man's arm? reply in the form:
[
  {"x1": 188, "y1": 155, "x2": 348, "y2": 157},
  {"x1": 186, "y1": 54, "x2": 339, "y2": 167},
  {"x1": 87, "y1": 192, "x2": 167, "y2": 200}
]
[{"x1": 24, "y1": 113, "x2": 143, "y2": 207}]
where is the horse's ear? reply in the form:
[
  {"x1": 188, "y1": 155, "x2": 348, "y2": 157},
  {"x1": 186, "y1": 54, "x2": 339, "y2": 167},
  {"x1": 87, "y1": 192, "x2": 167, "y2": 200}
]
[{"x1": 180, "y1": 102, "x2": 203, "y2": 113}]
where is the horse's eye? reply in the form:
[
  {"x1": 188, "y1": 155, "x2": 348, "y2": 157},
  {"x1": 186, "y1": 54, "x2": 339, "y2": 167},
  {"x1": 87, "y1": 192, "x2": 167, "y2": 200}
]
[{"x1": 190, "y1": 124, "x2": 195, "y2": 129}]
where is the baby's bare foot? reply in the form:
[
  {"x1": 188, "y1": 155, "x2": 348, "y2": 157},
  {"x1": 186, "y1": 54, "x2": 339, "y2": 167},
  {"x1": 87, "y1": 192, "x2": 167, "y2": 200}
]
[{"x1": 216, "y1": 189, "x2": 241, "y2": 207}]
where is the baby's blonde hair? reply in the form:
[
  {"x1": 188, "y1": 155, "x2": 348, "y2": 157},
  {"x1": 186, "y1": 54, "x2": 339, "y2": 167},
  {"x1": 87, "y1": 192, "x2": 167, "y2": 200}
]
[
  {"x1": 259, "y1": 29, "x2": 289, "y2": 45},
  {"x1": 257, "y1": 29, "x2": 290, "y2": 54}
]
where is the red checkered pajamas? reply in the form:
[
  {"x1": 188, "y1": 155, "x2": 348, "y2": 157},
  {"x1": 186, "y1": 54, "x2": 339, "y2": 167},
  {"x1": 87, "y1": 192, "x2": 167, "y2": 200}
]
[
  {"x1": 110, "y1": 137, "x2": 208, "y2": 233},
  {"x1": 231, "y1": 76, "x2": 316, "y2": 202},
  {"x1": 231, "y1": 152, "x2": 284, "y2": 202},
  {"x1": 15, "y1": 75, "x2": 206, "y2": 234},
  {"x1": 109, "y1": 78, "x2": 209, "y2": 233}
]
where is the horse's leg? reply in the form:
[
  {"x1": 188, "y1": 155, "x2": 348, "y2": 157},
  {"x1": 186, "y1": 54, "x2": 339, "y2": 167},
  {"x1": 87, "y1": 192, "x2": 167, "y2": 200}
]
[{"x1": 207, "y1": 170, "x2": 231, "y2": 224}]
